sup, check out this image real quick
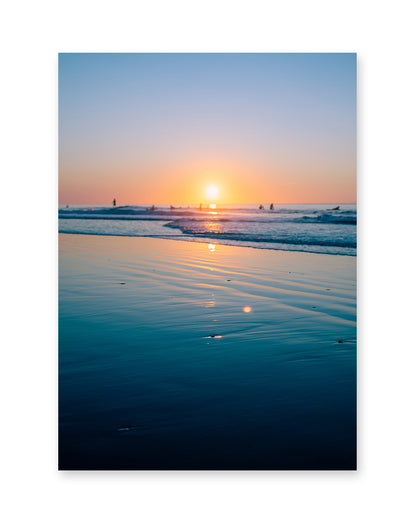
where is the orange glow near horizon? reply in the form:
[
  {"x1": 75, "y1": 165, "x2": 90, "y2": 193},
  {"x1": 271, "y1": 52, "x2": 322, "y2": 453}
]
[
  {"x1": 59, "y1": 54, "x2": 356, "y2": 206},
  {"x1": 59, "y1": 160, "x2": 356, "y2": 205}
]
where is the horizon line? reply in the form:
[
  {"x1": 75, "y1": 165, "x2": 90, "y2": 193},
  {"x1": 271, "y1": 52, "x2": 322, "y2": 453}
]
[{"x1": 59, "y1": 201, "x2": 357, "y2": 206}]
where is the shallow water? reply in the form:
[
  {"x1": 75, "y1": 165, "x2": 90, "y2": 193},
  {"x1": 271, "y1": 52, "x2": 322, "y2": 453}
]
[
  {"x1": 59, "y1": 234, "x2": 356, "y2": 469},
  {"x1": 59, "y1": 203, "x2": 357, "y2": 256}
]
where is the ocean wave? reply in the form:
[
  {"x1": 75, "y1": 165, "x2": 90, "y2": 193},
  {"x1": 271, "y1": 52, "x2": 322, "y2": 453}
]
[
  {"x1": 59, "y1": 210, "x2": 356, "y2": 225},
  {"x1": 299, "y1": 214, "x2": 356, "y2": 224},
  {"x1": 163, "y1": 226, "x2": 355, "y2": 249},
  {"x1": 58, "y1": 203, "x2": 356, "y2": 255},
  {"x1": 59, "y1": 204, "x2": 356, "y2": 218},
  {"x1": 58, "y1": 214, "x2": 171, "y2": 221},
  {"x1": 59, "y1": 207, "x2": 202, "y2": 219}
]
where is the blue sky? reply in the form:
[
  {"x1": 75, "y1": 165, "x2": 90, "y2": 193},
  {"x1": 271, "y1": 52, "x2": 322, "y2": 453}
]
[{"x1": 59, "y1": 53, "x2": 356, "y2": 204}]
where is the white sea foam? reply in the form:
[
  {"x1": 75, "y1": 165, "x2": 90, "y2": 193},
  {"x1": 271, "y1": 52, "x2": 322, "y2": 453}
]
[{"x1": 59, "y1": 203, "x2": 356, "y2": 256}]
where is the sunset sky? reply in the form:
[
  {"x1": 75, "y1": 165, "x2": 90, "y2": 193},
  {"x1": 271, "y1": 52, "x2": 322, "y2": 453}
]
[{"x1": 59, "y1": 53, "x2": 356, "y2": 205}]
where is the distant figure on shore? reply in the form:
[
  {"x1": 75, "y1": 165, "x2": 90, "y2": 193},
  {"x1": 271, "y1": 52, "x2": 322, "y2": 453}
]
[
  {"x1": 259, "y1": 204, "x2": 264, "y2": 210},
  {"x1": 269, "y1": 203, "x2": 274, "y2": 210},
  {"x1": 199, "y1": 203, "x2": 202, "y2": 211},
  {"x1": 113, "y1": 198, "x2": 116, "y2": 207}
]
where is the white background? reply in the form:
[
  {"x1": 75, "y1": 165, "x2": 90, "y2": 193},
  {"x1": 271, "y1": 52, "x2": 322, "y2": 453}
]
[{"x1": 1, "y1": 1, "x2": 415, "y2": 518}]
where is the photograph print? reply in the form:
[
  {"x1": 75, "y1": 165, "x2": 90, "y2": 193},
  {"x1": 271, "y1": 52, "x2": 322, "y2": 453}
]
[{"x1": 59, "y1": 53, "x2": 356, "y2": 470}]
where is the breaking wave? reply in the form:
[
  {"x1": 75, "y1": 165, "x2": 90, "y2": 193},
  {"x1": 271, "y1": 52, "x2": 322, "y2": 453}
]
[{"x1": 59, "y1": 203, "x2": 356, "y2": 256}]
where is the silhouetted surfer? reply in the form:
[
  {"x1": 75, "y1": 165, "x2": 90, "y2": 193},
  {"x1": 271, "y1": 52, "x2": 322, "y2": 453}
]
[
  {"x1": 113, "y1": 198, "x2": 116, "y2": 207},
  {"x1": 259, "y1": 204, "x2": 264, "y2": 210},
  {"x1": 199, "y1": 203, "x2": 202, "y2": 211},
  {"x1": 270, "y1": 203, "x2": 274, "y2": 210}
]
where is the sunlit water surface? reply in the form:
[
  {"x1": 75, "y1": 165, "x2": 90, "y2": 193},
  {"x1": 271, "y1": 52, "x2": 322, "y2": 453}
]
[{"x1": 59, "y1": 203, "x2": 356, "y2": 256}]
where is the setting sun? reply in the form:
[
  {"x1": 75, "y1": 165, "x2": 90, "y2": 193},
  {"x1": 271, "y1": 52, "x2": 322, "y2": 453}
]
[{"x1": 206, "y1": 185, "x2": 219, "y2": 201}]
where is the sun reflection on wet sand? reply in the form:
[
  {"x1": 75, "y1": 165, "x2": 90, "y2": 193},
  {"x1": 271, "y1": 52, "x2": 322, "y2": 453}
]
[{"x1": 59, "y1": 234, "x2": 357, "y2": 470}]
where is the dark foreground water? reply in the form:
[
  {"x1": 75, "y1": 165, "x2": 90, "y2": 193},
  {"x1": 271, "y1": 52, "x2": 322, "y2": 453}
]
[{"x1": 59, "y1": 234, "x2": 356, "y2": 470}]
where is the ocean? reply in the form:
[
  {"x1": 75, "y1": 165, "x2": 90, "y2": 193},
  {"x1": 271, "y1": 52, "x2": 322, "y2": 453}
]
[{"x1": 59, "y1": 203, "x2": 356, "y2": 256}]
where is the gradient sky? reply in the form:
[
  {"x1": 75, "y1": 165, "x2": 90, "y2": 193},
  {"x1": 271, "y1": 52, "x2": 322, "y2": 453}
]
[{"x1": 59, "y1": 53, "x2": 356, "y2": 205}]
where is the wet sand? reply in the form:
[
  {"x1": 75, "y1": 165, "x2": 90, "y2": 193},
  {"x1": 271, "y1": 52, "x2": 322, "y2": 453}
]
[{"x1": 59, "y1": 234, "x2": 356, "y2": 470}]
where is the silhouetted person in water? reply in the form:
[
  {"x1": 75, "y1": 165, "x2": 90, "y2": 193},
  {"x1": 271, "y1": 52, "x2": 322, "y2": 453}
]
[
  {"x1": 259, "y1": 204, "x2": 264, "y2": 210},
  {"x1": 270, "y1": 203, "x2": 274, "y2": 210},
  {"x1": 113, "y1": 198, "x2": 116, "y2": 207},
  {"x1": 199, "y1": 203, "x2": 202, "y2": 211}
]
